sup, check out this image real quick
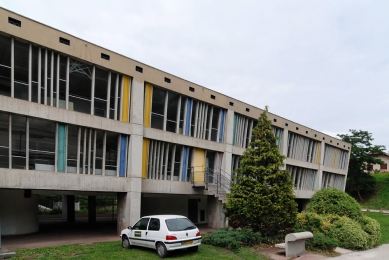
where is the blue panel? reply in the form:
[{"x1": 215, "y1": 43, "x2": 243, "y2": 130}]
[
  {"x1": 185, "y1": 98, "x2": 192, "y2": 136},
  {"x1": 218, "y1": 110, "x2": 225, "y2": 143},
  {"x1": 119, "y1": 135, "x2": 127, "y2": 177},
  {"x1": 181, "y1": 146, "x2": 188, "y2": 181},
  {"x1": 57, "y1": 124, "x2": 66, "y2": 172}
]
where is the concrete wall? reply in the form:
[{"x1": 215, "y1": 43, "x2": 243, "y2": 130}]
[{"x1": 0, "y1": 189, "x2": 39, "y2": 235}]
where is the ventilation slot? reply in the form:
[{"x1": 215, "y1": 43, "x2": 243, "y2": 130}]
[
  {"x1": 164, "y1": 77, "x2": 171, "y2": 83},
  {"x1": 246, "y1": 108, "x2": 250, "y2": 112},
  {"x1": 296, "y1": 127, "x2": 299, "y2": 130},
  {"x1": 59, "y1": 37, "x2": 70, "y2": 45},
  {"x1": 273, "y1": 119, "x2": 277, "y2": 122},
  {"x1": 189, "y1": 87, "x2": 195, "y2": 92},
  {"x1": 8, "y1": 17, "x2": 21, "y2": 27},
  {"x1": 136, "y1": 66, "x2": 143, "y2": 73},
  {"x1": 210, "y1": 95, "x2": 215, "y2": 100},
  {"x1": 285, "y1": 123, "x2": 288, "y2": 127},
  {"x1": 101, "y1": 53, "x2": 110, "y2": 60},
  {"x1": 306, "y1": 131, "x2": 308, "y2": 134},
  {"x1": 229, "y1": 102, "x2": 234, "y2": 106}
]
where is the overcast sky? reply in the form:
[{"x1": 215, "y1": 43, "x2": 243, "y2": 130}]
[{"x1": 1, "y1": 1, "x2": 388, "y2": 150}]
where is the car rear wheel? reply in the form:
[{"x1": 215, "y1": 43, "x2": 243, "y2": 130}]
[
  {"x1": 187, "y1": 245, "x2": 198, "y2": 252},
  {"x1": 156, "y1": 242, "x2": 168, "y2": 258},
  {"x1": 122, "y1": 236, "x2": 131, "y2": 249}
]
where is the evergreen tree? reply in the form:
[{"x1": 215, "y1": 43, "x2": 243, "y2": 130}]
[
  {"x1": 224, "y1": 108, "x2": 297, "y2": 238},
  {"x1": 338, "y1": 130, "x2": 386, "y2": 201}
]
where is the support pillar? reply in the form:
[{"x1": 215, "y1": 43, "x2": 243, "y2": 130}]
[
  {"x1": 88, "y1": 196, "x2": 96, "y2": 223},
  {"x1": 207, "y1": 196, "x2": 226, "y2": 229},
  {"x1": 117, "y1": 192, "x2": 141, "y2": 234},
  {"x1": 66, "y1": 195, "x2": 75, "y2": 222}
]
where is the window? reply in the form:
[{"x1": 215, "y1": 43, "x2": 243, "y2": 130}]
[
  {"x1": 67, "y1": 125, "x2": 78, "y2": 172},
  {"x1": 133, "y1": 218, "x2": 150, "y2": 230},
  {"x1": 150, "y1": 87, "x2": 166, "y2": 130},
  {"x1": 69, "y1": 59, "x2": 92, "y2": 114},
  {"x1": 105, "y1": 132, "x2": 118, "y2": 176},
  {"x1": 8, "y1": 17, "x2": 21, "y2": 27},
  {"x1": 14, "y1": 39, "x2": 29, "y2": 101},
  {"x1": 94, "y1": 67, "x2": 108, "y2": 118},
  {"x1": 148, "y1": 218, "x2": 160, "y2": 231},
  {"x1": 59, "y1": 37, "x2": 70, "y2": 45},
  {"x1": 0, "y1": 112, "x2": 9, "y2": 168},
  {"x1": 11, "y1": 115, "x2": 26, "y2": 169},
  {"x1": 166, "y1": 92, "x2": 179, "y2": 133},
  {"x1": 380, "y1": 164, "x2": 387, "y2": 170},
  {"x1": 366, "y1": 164, "x2": 373, "y2": 171},
  {"x1": 0, "y1": 34, "x2": 11, "y2": 97}
]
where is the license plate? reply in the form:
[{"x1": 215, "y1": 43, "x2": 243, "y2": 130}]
[{"x1": 182, "y1": 240, "x2": 193, "y2": 245}]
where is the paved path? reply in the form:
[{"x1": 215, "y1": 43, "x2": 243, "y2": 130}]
[
  {"x1": 361, "y1": 208, "x2": 389, "y2": 214},
  {"x1": 327, "y1": 244, "x2": 389, "y2": 260}
]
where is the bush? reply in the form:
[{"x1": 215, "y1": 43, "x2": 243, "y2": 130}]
[
  {"x1": 360, "y1": 215, "x2": 381, "y2": 248},
  {"x1": 306, "y1": 188, "x2": 363, "y2": 221},
  {"x1": 328, "y1": 216, "x2": 369, "y2": 250},
  {"x1": 202, "y1": 228, "x2": 262, "y2": 252},
  {"x1": 308, "y1": 233, "x2": 338, "y2": 251}
]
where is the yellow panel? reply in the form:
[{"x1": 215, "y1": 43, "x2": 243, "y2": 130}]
[
  {"x1": 315, "y1": 143, "x2": 321, "y2": 164},
  {"x1": 333, "y1": 148, "x2": 338, "y2": 167},
  {"x1": 142, "y1": 138, "x2": 149, "y2": 178},
  {"x1": 121, "y1": 75, "x2": 130, "y2": 122},
  {"x1": 193, "y1": 148, "x2": 205, "y2": 183},
  {"x1": 144, "y1": 83, "x2": 152, "y2": 127}
]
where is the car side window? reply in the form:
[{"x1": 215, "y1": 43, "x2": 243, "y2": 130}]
[
  {"x1": 133, "y1": 218, "x2": 150, "y2": 230},
  {"x1": 148, "y1": 218, "x2": 160, "y2": 231}
]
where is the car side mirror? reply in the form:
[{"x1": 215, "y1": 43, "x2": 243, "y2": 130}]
[{"x1": 128, "y1": 226, "x2": 132, "y2": 230}]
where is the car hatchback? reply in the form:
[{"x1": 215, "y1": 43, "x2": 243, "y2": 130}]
[{"x1": 120, "y1": 215, "x2": 202, "y2": 258}]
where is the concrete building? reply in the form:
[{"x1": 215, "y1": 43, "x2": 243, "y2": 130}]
[{"x1": 0, "y1": 8, "x2": 351, "y2": 236}]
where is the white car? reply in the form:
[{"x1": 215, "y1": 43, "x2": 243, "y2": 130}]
[{"x1": 120, "y1": 215, "x2": 202, "y2": 258}]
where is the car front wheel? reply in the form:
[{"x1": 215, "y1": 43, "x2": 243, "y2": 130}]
[
  {"x1": 122, "y1": 236, "x2": 131, "y2": 249},
  {"x1": 156, "y1": 242, "x2": 168, "y2": 258}
]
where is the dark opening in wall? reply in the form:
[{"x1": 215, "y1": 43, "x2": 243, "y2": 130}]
[
  {"x1": 210, "y1": 95, "x2": 215, "y2": 100},
  {"x1": 59, "y1": 37, "x2": 70, "y2": 45},
  {"x1": 101, "y1": 53, "x2": 110, "y2": 60},
  {"x1": 323, "y1": 137, "x2": 325, "y2": 140},
  {"x1": 189, "y1": 87, "x2": 195, "y2": 92},
  {"x1": 296, "y1": 127, "x2": 299, "y2": 130},
  {"x1": 273, "y1": 119, "x2": 277, "y2": 122},
  {"x1": 229, "y1": 102, "x2": 234, "y2": 106},
  {"x1": 285, "y1": 123, "x2": 288, "y2": 127},
  {"x1": 330, "y1": 140, "x2": 332, "y2": 143},
  {"x1": 315, "y1": 134, "x2": 317, "y2": 137},
  {"x1": 8, "y1": 17, "x2": 21, "y2": 27},
  {"x1": 337, "y1": 143, "x2": 339, "y2": 145},
  {"x1": 136, "y1": 66, "x2": 143, "y2": 73},
  {"x1": 306, "y1": 131, "x2": 308, "y2": 134},
  {"x1": 164, "y1": 77, "x2": 171, "y2": 83},
  {"x1": 246, "y1": 108, "x2": 250, "y2": 112}
]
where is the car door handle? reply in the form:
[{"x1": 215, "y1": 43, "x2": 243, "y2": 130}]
[{"x1": 146, "y1": 232, "x2": 148, "y2": 235}]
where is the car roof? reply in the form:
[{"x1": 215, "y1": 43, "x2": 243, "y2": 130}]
[{"x1": 141, "y1": 215, "x2": 188, "y2": 220}]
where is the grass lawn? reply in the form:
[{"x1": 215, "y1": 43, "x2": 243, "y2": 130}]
[
  {"x1": 364, "y1": 212, "x2": 389, "y2": 245},
  {"x1": 12, "y1": 242, "x2": 269, "y2": 260},
  {"x1": 360, "y1": 173, "x2": 389, "y2": 210}
]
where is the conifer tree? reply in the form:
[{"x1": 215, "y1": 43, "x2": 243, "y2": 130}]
[{"x1": 224, "y1": 108, "x2": 297, "y2": 237}]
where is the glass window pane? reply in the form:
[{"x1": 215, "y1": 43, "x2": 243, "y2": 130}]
[
  {"x1": 29, "y1": 118, "x2": 55, "y2": 171},
  {"x1": 151, "y1": 87, "x2": 166, "y2": 130},
  {"x1": 11, "y1": 115, "x2": 26, "y2": 169},
  {"x1": 95, "y1": 130, "x2": 104, "y2": 175},
  {"x1": 94, "y1": 67, "x2": 108, "y2": 118},
  {"x1": 105, "y1": 132, "x2": 118, "y2": 176},
  {"x1": 0, "y1": 34, "x2": 11, "y2": 97},
  {"x1": 0, "y1": 112, "x2": 9, "y2": 168},
  {"x1": 69, "y1": 59, "x2": 92, "y2": 114},
  {"x1": 31, "y1": 45, "x2": 39, "y2": 103},
  {"x1": 14, "y1": 40, "x2": 29, "y2": 101},
  {"x1": 166, "y1": 92, "x2": 178, "y2": 133},
  {"x1": 67, "y1": 125, "x2": 78, "y2": 173}
]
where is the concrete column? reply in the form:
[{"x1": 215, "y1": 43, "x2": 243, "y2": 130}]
[
  {"x1": 62, "y1": 195, "x2": 67, "y2": 220},
  {"x1": 66, "y1": 195, "x2": 75, "y2": 222},
  {"x1": 117, "y1": 192, "x2": 141, "y2": 234},
  {"x1": 130, "y1": 77, "x2": 144, "y2": 125},
  {"x1": 207, "y1": 196, "x2": 226, "y2": 229},
  {"x1": 88, "y1": 196, "x2": 96, "y2": 223},
  {"x1": 221, "y1": 109, "x2": 235, "y2": 177},
  {"x1": 281, "y1": 129, "x2": 289, "y2": 170}
]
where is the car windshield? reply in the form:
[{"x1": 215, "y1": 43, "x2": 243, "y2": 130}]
[{"x1": 165, "y1": 218, "x2": 196, "y2": 231}]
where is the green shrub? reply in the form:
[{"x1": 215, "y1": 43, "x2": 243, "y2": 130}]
[
  {"x1": 306, "y1": 188, "x2": 363, "y2": 221},
  {"x1": 328, "y1": 216, "x2": 369, "y2": 250},
  {"x1": 360, "y1": 215, "x2": 381, "y2": 247},
  {"x1": 307, "y1": 233, "x2": 338, "y2": 251},
  {"x1": 202, "y1": 228, "x2": 261, "y2": 252}
]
